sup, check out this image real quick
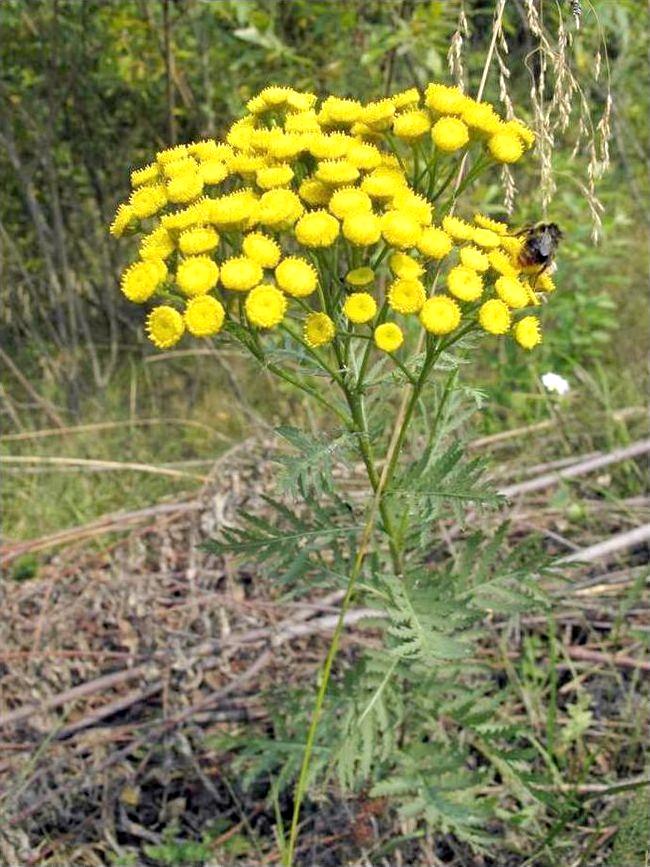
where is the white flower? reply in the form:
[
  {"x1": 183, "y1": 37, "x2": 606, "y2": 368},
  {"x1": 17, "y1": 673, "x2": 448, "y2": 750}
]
[{"x1": 541, "y1": 372, "x2": 570, "y2": 396}]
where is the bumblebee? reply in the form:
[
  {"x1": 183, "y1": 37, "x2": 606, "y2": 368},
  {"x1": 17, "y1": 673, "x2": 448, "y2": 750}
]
[{"x1": 516, "y1": 222, "x2": 563, "y2": 274}]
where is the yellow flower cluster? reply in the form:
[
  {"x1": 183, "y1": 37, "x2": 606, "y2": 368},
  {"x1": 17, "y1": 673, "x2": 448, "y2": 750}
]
[{"x1": 110, "y1": 83, "x2": 551, "y2": 357}]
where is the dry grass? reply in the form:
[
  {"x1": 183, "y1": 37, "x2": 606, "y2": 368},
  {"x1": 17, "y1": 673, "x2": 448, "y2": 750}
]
[{"x1": 1, "y1": 415, "x2": 648, "y2": 866}]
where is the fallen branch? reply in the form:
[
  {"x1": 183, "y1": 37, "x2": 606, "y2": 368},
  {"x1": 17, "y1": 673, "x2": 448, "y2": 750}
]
[{"x1": 500, "y1": 438, "x2": 650, "y2": 498}]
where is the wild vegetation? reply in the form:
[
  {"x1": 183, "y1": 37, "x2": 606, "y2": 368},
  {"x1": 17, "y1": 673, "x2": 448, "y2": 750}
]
[{"x1": 0, "y1": 2, "x2": 648, "y2": 866}]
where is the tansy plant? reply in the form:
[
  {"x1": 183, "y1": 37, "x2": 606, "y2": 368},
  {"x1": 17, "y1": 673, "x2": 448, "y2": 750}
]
[{"x1": 111, "y1": 84, "x2": 555, "y2": 861}]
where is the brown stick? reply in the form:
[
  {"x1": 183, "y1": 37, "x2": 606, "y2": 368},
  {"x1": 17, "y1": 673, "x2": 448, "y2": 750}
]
[
  {"x1": 499, "y1": 438, "x2": 650, "y2": 498},
  {"x1": 564, "y1": 645, "x2": 650, "y2": 673}
]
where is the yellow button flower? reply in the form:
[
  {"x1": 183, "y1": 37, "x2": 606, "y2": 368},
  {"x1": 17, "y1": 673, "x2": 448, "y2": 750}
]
[
  {"x1": 245, "y1": 284, "x2": 287, "y2": 329},
  {"x1": 459, "y1": 245, "x2": 489, "y2": 272},
  {"x1": 308, "y1": 132, "x2": 352, "y2": 160},
  {"x1": 374, "y1": 322, "x2": 404, "y2": 352},
  {"x1": 390, "y1": 190, "x2": 433, "y2": 226},
  {"x1": 188, "y1": 139, "x2": 220, "y2": 161},
  {"x1": 478, "y1": 299, "x2": 511, "y2": 335},
  {"x1": 344, "y1": 292, "x2": 377, "y2": 324},
  {"x1": 388, "y1": 278, "x2": 426, "y2": 314},
  {"x1": 536, "y1": 272, "x2": 556, "y2": 292},
  {"x1": 163, "y1": 157, "x2": 198, "y2": 179},
  {"x1": 140, "y1": 226, "x2": 175, "y2": 260},
  {"x1": 156, "y1": 144, "x2": 188, "y2": 165},
  {"x1": 504, "y1": 118, "x2": 536, "y2": 149},
  {"x1": 179, "y1": 227, "x2": 219, "y2": 256},
  {"x1": 256, "y1": 164, "x2": 294, "y2": 190},
  {"x1": 131, "y1": 163, "x2": 159, "y2": 187},
  {"x1": 275, "y1": 257, "x2": 318, "y2": 298},
  {"x1": 362, "y1": 99, "x2": 396, "y2": 130},
  {"x1": 328, "y1": 187, "x2": 373, "y2": 219},
  {"x1": 461, "y1": 100, "x2": 502, "y2": 135},
  {"x1": 184, "y1": 295, "x2": 225, "y2": 337},
  {"x1": 488, "y1": 248, "x2": 520, "y2": 277},
  {"x1": 361, "y1": 167, "x2": 407, "y2": 200},
  {"x1": 474, "y1": 212, "x2": 509, "y2": 234},
  {"x1": 488, "y1": 132, "x2": 524, "y2": 163},
  {"x1": 419, "y1": 295, "x2": 461, "y2": 334},
  {"x1": 110, "y1": 203, "x2": 134, "y2": 238},
  {"x1": 346, "y1": 141, "x2": 382, "y2": 170},
  {"x1": 495, "y1": 274, "x2": 529, "y2": 309},
  {"x1": 198, "y1": 160, "x2": 229, "y2": 185},
  {"x1": 319, "y1": 96, "x2": 363, "y2": 125},
  {"x1": 380, "y1": 210, "x2": 422, "y2": 249},
  {"x1": 294, "y1": 210, "x2": 340, "y2": 248},
  {"x1": 121, "y1": 259, "x2": 167, "y2": 303},
  {"x1": 304, "y1": 312, "x2": 335, "y2": 347},
  {"x1": 389, "y1": 252, "x2": 424, "y2": 279},
  {"x1": 298, "y1": 178, "x2": 332, "y2": 206},
  {"x1": 315, "y1": 159, "x2": 360, "y2": 186},
  {"x1": 425, "y1": 83, "x2": 468, "y2": 115},
  {"x1": 176, "y1": 256, "x2": 219, "y2": 297},
  {"x1": 442, "y1": 215, "x2": 474, "y2": 242},
  {"x1": 166, "y1": 172, "x2": 204, "y2": 204},
  {"x1": 242, "y1": 232, "x2": 281, "y2": 269},
  {"x1": 345, "y1": 267, "x2": 375, "y2": 288},
  {"x1": 391, "y1": 87, "x2": 420, "y2": 110},
  {"x1": 258, "y1": 188, "x2": 304, "y2": 228},
  {"x1": 342, "y1": 212, "x2": 382, "y2": 246},
  {"x1": 431, "y1": 117, "x2": 470, "y2": 152},
  {"x1": 447, "y1": 265, "x2": 483, "y2": 302},
  {"x1": 514, "y1": 315, "x2": 542, "y2": 349},
  {"x1": 130, "y1": 184, "x2": 167, "y2": 219},
  {"x1": 146, "y1": 305, "x2": 185, "y2": 349},
  {"x1": 220, "y1": 256, "x2": 263, "y2": 292},
  {"x1": 392, "y1": 110, "x2": 431, "y2": 140},
  {"x1": 417, "y1": 226, "x2": 453, "y2": 259}
]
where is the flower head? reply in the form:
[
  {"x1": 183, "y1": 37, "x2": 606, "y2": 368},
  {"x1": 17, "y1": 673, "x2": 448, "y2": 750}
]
[
  {"x1": 328, "y1": 187, "x2": 373, "y2": 219},
  {"x1": 304, "y1": 312, "x2": 335, "y2": 347},
  {"x1": 256, "y1": 164, "x2": 294, "y2": 189},
  {"x1": 393, "y1": 110, "x2": 431, "y2": 140},
  {"x1": 471, "y1": 227, "x2": 501, "y2": 249},
  {"x1": 315, "y1": 159, "x2": 360, "y2": 186},
  {"x1": 425, "y1": 84, "x2": 468, "y2": 115},
  {"x1": 459, "y1": 245, "x2": 489, "y2": 272},
  {"x1": 419, "y1": 295, "x2": 461, "y2": 334},
  {"x1": 418, "y1": 226, "x2": 453, "y2": 259},
  {"x1": 541, "y1": 372, "x2": 570, "y2": 395},
  {"x1": 447, "y1": 265, "x2": 483, "y2": 302},
  {"x1": 361, "y1": 167, "x2": 407, "y2": 200},
  {"x1": 275, "y1": 257, "x2": 318, "y2": 297},
  {"x1": 346, "y1": 267, "x2": 375, "y2": 288},
  {"x1": 474, "y1": 213, "x2": 509, "y2": 235},
  {"x1": 431, "y1": 117, "x2": 470, "y2": 152},
  {"x1": 343, "y1": 212, "x2": 382, "y2": 246},
  {"x1": 258, "y1": 188, "x2": 304, "y2": 228},
  {"x1": 130, "y1": 184, "x2": 167, "y2": 219},
  {"x1": 121, "y1": 259, "x2": 167, "y2": 303},
  {"x1": 110, "y1": 203, "x2": 135, "y2": 238},
  {"x1": 146, "y1": 306, "x2": 185, "y2": 348},
  {"x1": 488, "y1": 248, "x2": 520, "y2": 277},
  {"x1": 478, "y1": 299, "x2": 511, "y2": 335},
  {"x1": 374, "y1": 322, "x2": 404, "y2": 352},
  {"x1": 298, "y1": 178, "x2": 332, "y2": 206},
  {"x1": 242, "y1": 232, "x2": 282, "y2": 268},
  {"x1": 140, "y1": 226, "x2": 175, "y2": 260},
  {"x1": 176, "y1": 256, "x2": 219, "y2": 297},
  {"x1": 391, "y1": 190, "x2": 433, "y2": 226},
  {"x1": 514, "y1": 315, "x2": 542, "y2": 349},
  {"x1": 389, "y1": 252, "x2": 424, "y2": 279},
  {"x1": 220, "y1": 256, "x2": 263, "y2": 292},
  {"x1": 184, "y1": 295, "x2": 225, "y2": 337},
  {"x1": 294, "y1": 210, "x2": 340, "y2": 248},
  {"x1": 495, "y1": 274, "x2": 529, "y2": 309},
  {"x1": 388, "y1": 278, "x2": 426, "y2": 314},
  {"x1": 346, "y1": 141, "x2": 382, "y2": 170},
  {"x1": 131, "y1": 163, "x2": 160, "y2": 187},
  {"x1": 166, "y1": 171, "x2": 204, "y2": 204},
  {"x1": 344, "y1": 292, "x2": 377, "y2": 324},
  {"x1": 179, "y1": 226, "x2": 219, "y2": 256},
  {"x1": 245, "y1": 284, "x2": 287, "y2": 328},
  {"x1": 442, "y1": 215, "x2": 474, "y2": 242},
  {"x1": 488, "y1": 132, "x2": 524, "y2": 163},
  {"x1": 380, "y1": 210, "x2": 421, "y2": 249}
]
